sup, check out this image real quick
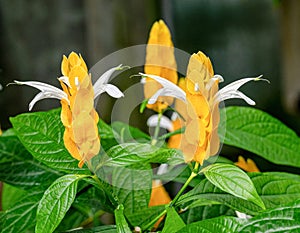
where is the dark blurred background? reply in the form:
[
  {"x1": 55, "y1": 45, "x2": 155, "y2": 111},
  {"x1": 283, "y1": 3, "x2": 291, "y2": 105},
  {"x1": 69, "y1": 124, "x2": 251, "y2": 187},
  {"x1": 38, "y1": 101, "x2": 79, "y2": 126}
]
[{"x1": 0, "y1": 0, "x2": 299, "y2": 169}]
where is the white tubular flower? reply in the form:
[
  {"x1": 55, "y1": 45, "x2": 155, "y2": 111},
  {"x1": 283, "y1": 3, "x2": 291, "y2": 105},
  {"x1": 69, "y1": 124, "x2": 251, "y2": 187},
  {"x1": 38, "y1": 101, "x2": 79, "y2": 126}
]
[
  {"x1": 139, "y1": 73, "x2": 186, "y2": 104},
  {"x1": 93, "y1": 64, "x2": 126, "y2": 99},
  {"x1": 13, "y1": 65, "x2": 126, "y2": 111},
  {"x1": 215, "y1": 75, "x2": 269, "y2": 105},
  {"x1": 13, "y1": 80, "x2": 69, "y2": 111},
  {"x1": 147, "y1": 114, "x2": 174, "y2": 132}
]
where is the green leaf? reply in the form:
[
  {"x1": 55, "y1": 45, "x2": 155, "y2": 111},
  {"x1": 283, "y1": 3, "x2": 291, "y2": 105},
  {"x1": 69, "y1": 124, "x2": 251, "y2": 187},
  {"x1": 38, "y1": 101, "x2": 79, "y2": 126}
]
[
  {"x1": 1, "y1": 183, "x2": 27, "y2": 210},
  {"x1": 35, "y1": 174, "x2": 87, "y2": 233},
  {"x1": 0, "y1": 136, "x2": 60, "y2": 190},
  {"x1": 112, "y1": 164, "x2": 152, "y2": 216},
  {"x1": 111, "y1": 121, "x2": 151, "y2": 143},
  {"x1": 180, "y1": 204, "x2": 235, "y2": 224},
  {"x1": 1, "y1": 190, "x2": 43, "y2": 233},
  {"x1": 62, "y1": 225, "x2": 117, "y2": 233},
  {"x1": 178, "y1": 216, "x2": 242, "y2": 233},
  {"x1": 202, "y1": 163, "x2": 265, "y2": 209},
  {"x1": 126, "y1": 205, "x2": 166, "y2": 227},
  {"x1": 101, "y1": 143, "x2": 184, "y2": 167},
  {"x1": 238, "y1": 199, "x2": 300, "y2": 232},
  {"x1": 10, "y1": 108, "x2": 89, "y2": 174},
  {"x1": 178, "y1": 172, "x2": 300, "y2": 216},
  {"x1": 249, "y1": 172, "x2": 300, "y2": 209},
  {"x1": 114, "y1": 205, "x2": 131, "y2": 233},
  {"x1": 98, "y1": 119, "x2": 119, "y2": 151},
  {"x1": 162, "y1": 207, "x2": 186, "y2": 233},
  {"x1": 221, "y1": 106, "x2": 300, "y2": 167},
  {"x1": 56, "y1": 208, "x2": 86, "y2": 232}
]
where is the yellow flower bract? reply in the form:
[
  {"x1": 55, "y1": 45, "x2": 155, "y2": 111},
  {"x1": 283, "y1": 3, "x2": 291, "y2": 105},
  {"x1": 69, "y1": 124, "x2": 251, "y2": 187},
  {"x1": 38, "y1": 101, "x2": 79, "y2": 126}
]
[
  {"x1": 235, "y1": 156, "x2": 260, "y2": 172},
  {"x1": 180, "y1": 52, "x2": 220, "y2": 164},
  {"x1": 60, "y1": 52, "x2": 100, "y2": 168},
  {"x1": 144, "y1": 20, "x2": 178, "y2": 112}
]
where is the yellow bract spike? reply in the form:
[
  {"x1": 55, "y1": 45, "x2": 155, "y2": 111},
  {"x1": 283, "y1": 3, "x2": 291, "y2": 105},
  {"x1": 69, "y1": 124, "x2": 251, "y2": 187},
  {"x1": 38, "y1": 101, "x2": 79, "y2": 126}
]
[
  {"x1": 180, "y1": 51, "x2": 220, "y2": 165},
  {"x1": 144, "y1": 19, "x2": 178, "y2": 112},
  {"x1": 60, "y1": 53, "x2": 100, "y2": 168}
]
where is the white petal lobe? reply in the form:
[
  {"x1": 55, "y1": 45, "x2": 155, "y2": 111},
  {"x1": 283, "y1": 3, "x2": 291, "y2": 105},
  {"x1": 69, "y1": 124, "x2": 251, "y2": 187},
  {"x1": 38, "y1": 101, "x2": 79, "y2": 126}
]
[{"x1": 147, "y1": 114, "x2": 173, "y2": 131}]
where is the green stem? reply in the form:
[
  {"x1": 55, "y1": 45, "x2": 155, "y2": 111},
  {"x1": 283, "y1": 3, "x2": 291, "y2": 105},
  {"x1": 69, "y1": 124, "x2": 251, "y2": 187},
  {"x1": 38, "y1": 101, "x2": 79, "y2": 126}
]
[
  {"x1": 151, "y1": 112, "x2": 163, "y2": 146},
  {"x1": 143, "y1": 208, "x2": 167, "y2": 230},
  {"x1": 169, "y1": 162, "x2": 199, "y2": 207},
  {"x1": 144, "y1": 162, "x2": 200, "y2": 230}
]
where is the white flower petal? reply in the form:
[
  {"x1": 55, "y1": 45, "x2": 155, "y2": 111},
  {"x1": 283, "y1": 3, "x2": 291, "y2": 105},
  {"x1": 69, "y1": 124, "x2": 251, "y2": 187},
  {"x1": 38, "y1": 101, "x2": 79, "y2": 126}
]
[
  {"x1": 139, "y1": 73, "x2": 186, "y2": 103},
  {"x1": 235, "y1": 211, "x2": 252, "y2": 219},
  {"x1": 148, "y1": 88, "x2": 164, "y2": 104},
  {"x1": 93, "y1": 65, "x2": 122, "y2": 89},
  {"x1": 157, "y1": 163, "x2": 169, "y2": 175},
  {"x1": 93, "y1": 65, "x2": 126, "y2": 99},
  {"x1": 103, "y1": 84, "x2": 124, "y2": 98},
  {"x1": 58, "y1": 76, "x2": 71, "y2": 88},
  {"x1": 215, "y1": 76, "x2": 268, "y2": 105},
  {"x1": 13, "y1": 80, "x2": 69, "y2": 110},
  {"x1": 29, "y1": 92, "x2": 64, "y2": 111},
  {"x1": 147, "y1": 114, "x2": 173, "y2": 131}
]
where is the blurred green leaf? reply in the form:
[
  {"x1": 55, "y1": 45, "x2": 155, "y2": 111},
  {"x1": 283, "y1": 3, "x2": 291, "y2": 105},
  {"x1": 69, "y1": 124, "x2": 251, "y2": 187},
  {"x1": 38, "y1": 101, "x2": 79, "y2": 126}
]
[
  {"x1": 98, "y1": 119, "x2": 118, "y2": 151},
  {"x1": 100, "y1": 143, "x2": 184, "y2": 168},
  {"x1": 36, "y1": 174, "x2": 87, "y2": 233},
  {"x1": 114, "y1": 205, "x2": 131, "y2": 233},
  {"x1": 10, "y1": 108, "x2": 90, "y2": 174},
  {"x1": 221, "y1": 106, "x2": 300, "y2": 168},
  {"x1": 202, "y1": 163, "x2": 265, "y2": 209},
  {"x1": 162, "y1": 207, "x2": 186, "y2": 233},
  {"x1": 111, "y1": 121, "x2": 151, "y2": 143},
  {"x1": 1, "y1": 183, "x2": 27, "y2": 210},
  {"x1": 1, "y1": 190, "x2": 43, "y2": 233},
  {"x1": 0, "y1": 136, "x2": 60, "y2": 190}
]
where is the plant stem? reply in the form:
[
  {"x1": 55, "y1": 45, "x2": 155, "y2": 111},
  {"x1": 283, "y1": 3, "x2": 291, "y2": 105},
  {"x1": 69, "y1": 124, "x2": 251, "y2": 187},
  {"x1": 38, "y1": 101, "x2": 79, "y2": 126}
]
[
  {"x1": 169, "y1": 162, "x2": 199, "y2": 207},
  {"x1": 144, "y1": 162, "x2": 200, "y2": 230},
  {"x1": 151, "y1": 112, "x2": 163, "y2": 146},
  {"x1": 142, "y1": 208, "x2": 167, "y2": 230}
]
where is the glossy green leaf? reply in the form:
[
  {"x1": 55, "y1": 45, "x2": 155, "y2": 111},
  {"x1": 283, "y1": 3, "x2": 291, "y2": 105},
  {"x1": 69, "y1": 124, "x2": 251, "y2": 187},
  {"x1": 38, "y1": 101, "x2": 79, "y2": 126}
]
[
  {"x1": 114, "y1": 205, "x2": 131, "y2": 233},
  {"x1": 112, "y1": 164, "x2": 152, "y2": 216},
  {"x1": 1, "y1": 190, "x2": 43, "y2": 233},
  {"x1": 238, "y1": 199, "x2": 300, "y2": 232},
  {"x1": 221, "y1": 106, "x2": 300, "y2": 167},
  {"x1": 177, "y1": 216, "x2": 242, "y2": 233},
  {"x1": 0, "y1": 136, "x2": 60, "y2": 189},
  {"x1": 180, "y1": 204, "x2": 235, "y2": 224},
  {"x1": 10, "y1": 108, "x2": 89, "y2": 174},
  {"x1": 178, "y1": 172, "x2": 300, "y2": 215},
  {"x1": 36, "y1": 174, "x2": 87, "y2": 233},
  {"x1": 162, "y1": 207, "x2": 186, "y2": 233},
  {"x1": 62, "y1": 225, "x2": 117, "y2": 233},
  {"x1": 202, "y1": 163, "x2": 265, "y2": 209},
  {"x1": 101, "y1": 143, "x2": 184, "y2": 167}
]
